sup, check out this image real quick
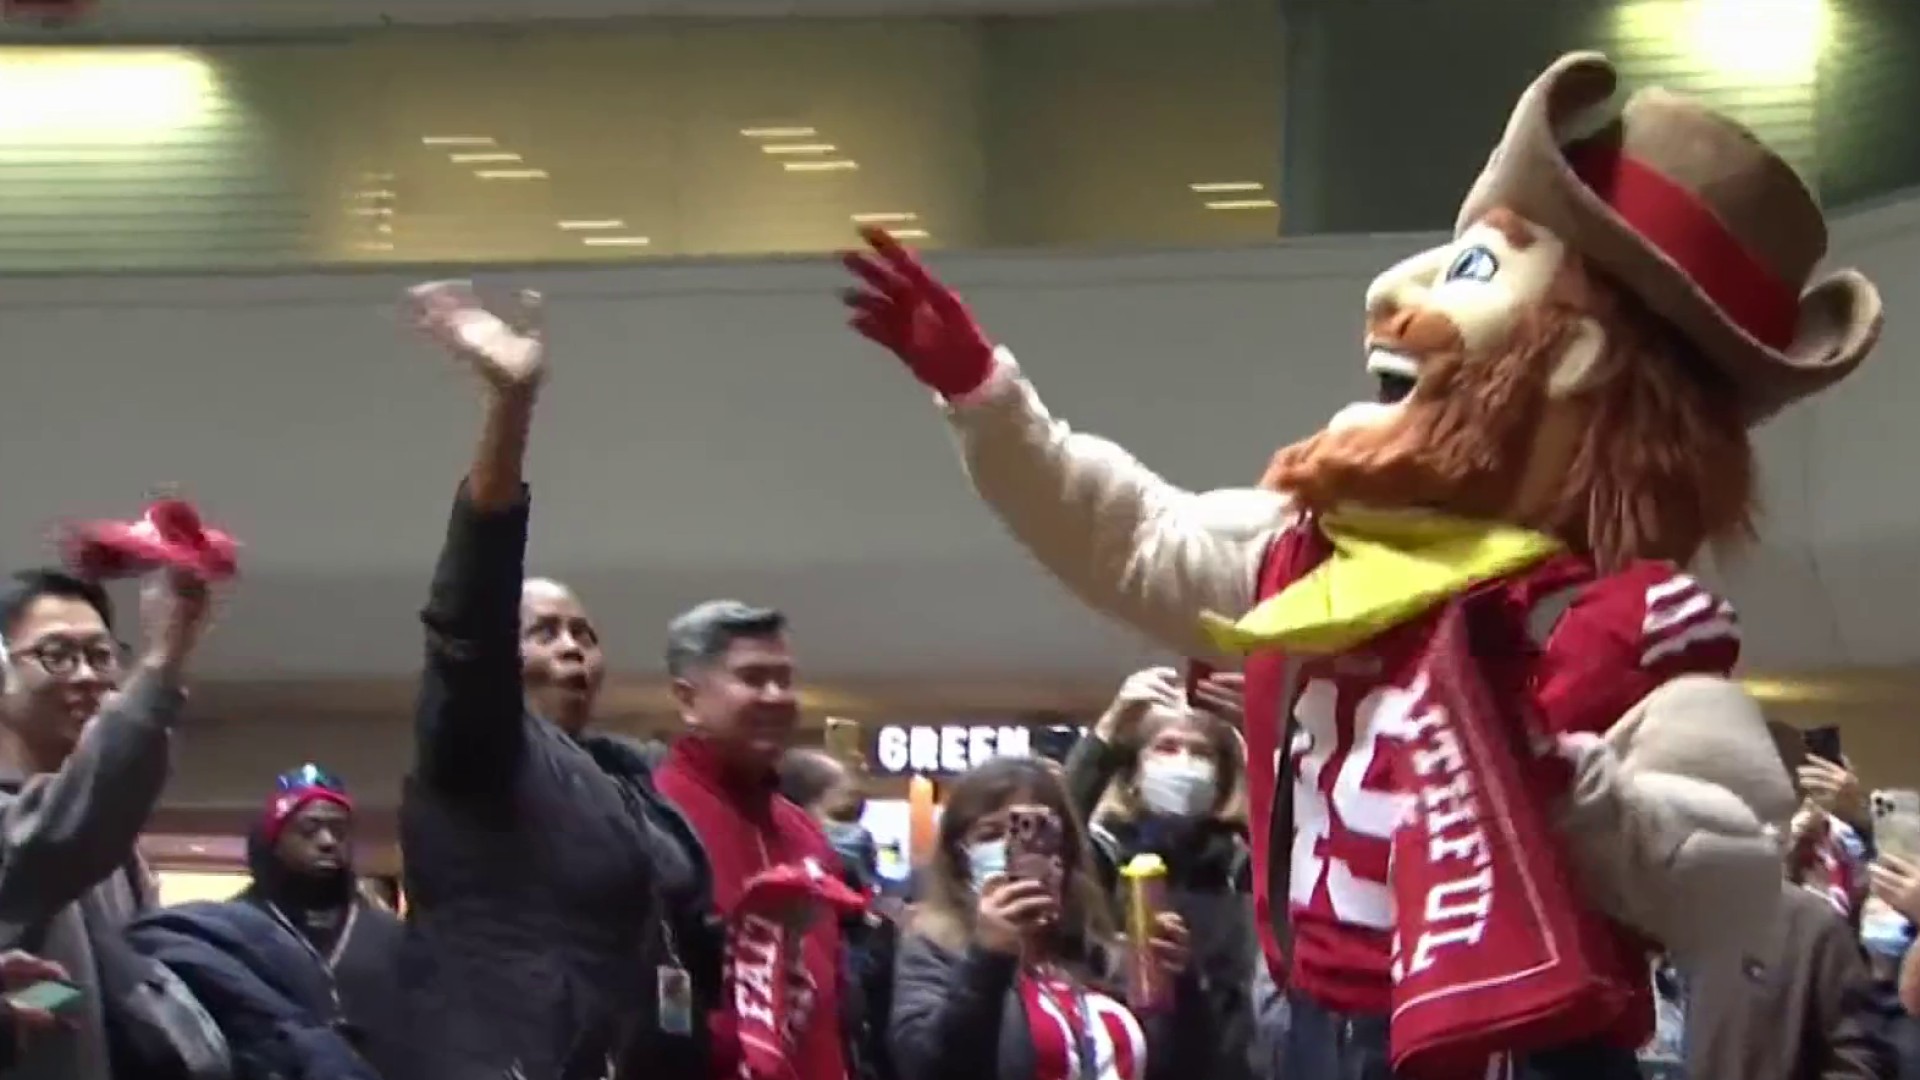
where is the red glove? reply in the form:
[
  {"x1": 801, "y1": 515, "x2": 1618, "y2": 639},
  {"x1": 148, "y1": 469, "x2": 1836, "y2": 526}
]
[
  {"x1": 840, "y1": 227, "x2": 997, "y2": 399},
  {"x1": 61, "y1": 498, "x2": 239, "y2": 583}
]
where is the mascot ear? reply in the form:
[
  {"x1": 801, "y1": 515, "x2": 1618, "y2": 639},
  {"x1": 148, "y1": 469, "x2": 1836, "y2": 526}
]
[{"x1": 1546, "y1": 315, "x2": 1608, "y2": 398}]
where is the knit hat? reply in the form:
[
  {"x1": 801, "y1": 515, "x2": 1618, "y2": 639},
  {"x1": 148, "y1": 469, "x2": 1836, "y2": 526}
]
[{"x1": 261, "y1": 762, "x2": 353, "y2": 847}]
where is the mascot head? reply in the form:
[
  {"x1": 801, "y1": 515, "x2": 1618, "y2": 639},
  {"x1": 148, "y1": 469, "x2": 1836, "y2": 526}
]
[{"x1": 1264, "y1": 52, "x2": 1882, "y2": 569}]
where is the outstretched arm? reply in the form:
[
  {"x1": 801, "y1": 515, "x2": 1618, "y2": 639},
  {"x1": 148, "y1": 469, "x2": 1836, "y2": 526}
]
[
  {"x1": 406, "y1": 282, "x2": 546, "y2": 798},
  {"x1": 842, "y1": 230, "x2": 1287, "y2": 658},
  {"x1": 0, "y1": 575, "x2": 210, "y2": 935}
]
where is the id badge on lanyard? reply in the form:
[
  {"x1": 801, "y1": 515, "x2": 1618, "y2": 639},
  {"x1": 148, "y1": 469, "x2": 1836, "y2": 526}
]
[{"x1": 657, "y1": 920, "x2": 694, "y2": 1037}]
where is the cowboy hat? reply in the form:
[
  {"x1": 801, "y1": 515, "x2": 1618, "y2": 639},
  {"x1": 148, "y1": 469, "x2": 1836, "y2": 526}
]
[{"x1": 1456, "y1": 52, "x2": 1881, "y2": 423}]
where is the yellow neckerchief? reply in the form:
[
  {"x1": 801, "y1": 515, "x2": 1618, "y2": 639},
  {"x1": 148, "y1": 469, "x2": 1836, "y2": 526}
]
[{"x1": 1200, "y1": 508, "x2": 1564, "y2": 656}]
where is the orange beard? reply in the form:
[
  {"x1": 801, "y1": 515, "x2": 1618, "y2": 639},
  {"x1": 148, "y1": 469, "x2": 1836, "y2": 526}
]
[{"x1": 1261, "y1": 304, "x2": 1576, "y2": 522}]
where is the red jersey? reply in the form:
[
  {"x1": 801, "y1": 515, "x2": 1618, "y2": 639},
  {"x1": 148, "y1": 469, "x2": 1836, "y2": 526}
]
[{"x1": 1241, "y1": 520, "x2": 1740, "y2": 1014}]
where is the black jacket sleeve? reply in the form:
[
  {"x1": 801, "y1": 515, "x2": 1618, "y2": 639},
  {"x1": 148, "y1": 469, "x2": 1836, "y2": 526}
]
[
  {"x1": 890, "y1": 933, "x2": 1018, "y2": 1080},
  {"x1": 1143, "y1": 969, "x2": 1225, "y2": 1080},
  {"x1": 1813, "y1": 915, "x2": 1897, "y2": 1080},
  {"x1": 1062, "y1": 734, "x2": 1130, "y2": 826},
  {"x1": 414, "y1": 484, "x2": 531, "y2": 797}
]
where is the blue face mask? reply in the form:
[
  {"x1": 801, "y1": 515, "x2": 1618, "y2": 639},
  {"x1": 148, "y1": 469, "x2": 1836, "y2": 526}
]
[{"x1": 966, "y1": 839, "x2": 1008, "y2": 893}]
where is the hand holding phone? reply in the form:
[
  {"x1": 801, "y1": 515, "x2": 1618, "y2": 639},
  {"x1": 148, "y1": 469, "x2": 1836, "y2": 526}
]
[
  {"x1": 1804, "y1": 725, "x2": 1843, "y2": 765},
  {"x1": 6, "y1": 979, "x2": 81, "y2": 1015},
  {"x1": 1005, "y1": 805, "x2": 1065, "y2": 895}
]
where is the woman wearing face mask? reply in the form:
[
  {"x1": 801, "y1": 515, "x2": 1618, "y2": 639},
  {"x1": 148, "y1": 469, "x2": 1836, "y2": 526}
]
[
  {"x1": 891, "y1": 757, "x2": 1210, "y2": 1080},
  {"x1": 1061, "y1": 667, "x2": 1258, "y2": 1080}
]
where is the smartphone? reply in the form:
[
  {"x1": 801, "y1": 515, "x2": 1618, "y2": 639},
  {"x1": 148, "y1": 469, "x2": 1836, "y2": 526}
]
[
  {"x1": 7, "y1": 979, "x2": 81, "y2": 1014},
  {"x1": 1804, "y1": 725, "x2": 1843, "y2": 764},
  {"x1": 823, "y1": 717, "x2": 862, "y2": 763},
  {"x1": 1005, "y1": 805, "x2": 1064, "y2": 891},
  {"x1": 1184, "y1": 660, "x2": 1216, "y2": 708}
]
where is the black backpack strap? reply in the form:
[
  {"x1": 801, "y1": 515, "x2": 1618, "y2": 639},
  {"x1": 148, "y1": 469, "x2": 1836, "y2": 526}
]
[{"x1": 1265, "y1": 665, "x2": 1305, "y2": 985}]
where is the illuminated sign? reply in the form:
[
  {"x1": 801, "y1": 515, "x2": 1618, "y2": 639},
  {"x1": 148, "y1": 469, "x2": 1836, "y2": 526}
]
[{"x1": 872, "y1": 724, "x2": 1036, "y2": 777}]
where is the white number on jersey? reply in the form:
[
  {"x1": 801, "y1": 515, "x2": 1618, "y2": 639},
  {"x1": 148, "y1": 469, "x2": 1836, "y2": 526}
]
[{"x1": 1287, "y1": 675, "x2": 1423, "y2": 929}]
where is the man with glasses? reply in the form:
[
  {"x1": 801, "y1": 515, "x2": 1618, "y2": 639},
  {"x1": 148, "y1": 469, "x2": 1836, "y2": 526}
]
[{"x1": 0, "y1": 568, "x2": 214, "y2": 1080}]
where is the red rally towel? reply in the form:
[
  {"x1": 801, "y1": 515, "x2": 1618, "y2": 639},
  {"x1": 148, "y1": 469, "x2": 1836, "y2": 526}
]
[
  {"x1": 61, "y1": 497, "x2": 240, "y2": 582},
  {"x1": 726, "y1": 861, "x2": 867, "y2": 1080},
  {"x1": 1387, "y1": 599, "x2": 1645, "y2": 1079}
]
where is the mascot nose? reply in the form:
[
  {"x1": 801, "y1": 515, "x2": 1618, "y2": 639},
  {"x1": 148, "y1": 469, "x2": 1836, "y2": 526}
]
[{"x1": 1364, "y1": 244, "x2": 1449, "y2": 320}]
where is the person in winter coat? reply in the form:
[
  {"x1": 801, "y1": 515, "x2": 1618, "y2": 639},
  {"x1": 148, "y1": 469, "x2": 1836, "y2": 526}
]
[
  {"x1": 231, "y1": 764, "x2": 403, "y2": 1077},
  {"x1": 1062, "y1": 667, "x2": 1257, "y2": 1080},
  {"x1": 125, "y1": 900, "x2": 378, "y2": 1080},
  {"x1": 891, "y1": 756, "x2": 1207, "y2": 1080},
  {"x1": 393, "y1": 280, "x2": 715, "y2": 1080}
]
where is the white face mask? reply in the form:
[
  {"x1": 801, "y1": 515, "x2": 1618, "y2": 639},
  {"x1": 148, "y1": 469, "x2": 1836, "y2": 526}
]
[
  {"x1": 966, "y1": 838, "x2": 1008, "y2": 893},
  {"x1": 1138, "y1": 756, "x2": 1217, "y2": 817}
]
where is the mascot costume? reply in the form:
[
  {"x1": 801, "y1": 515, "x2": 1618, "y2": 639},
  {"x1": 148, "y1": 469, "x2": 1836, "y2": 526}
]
[{"x1": 840, "y1": 52, "x2": 1884, "y2": 1080}]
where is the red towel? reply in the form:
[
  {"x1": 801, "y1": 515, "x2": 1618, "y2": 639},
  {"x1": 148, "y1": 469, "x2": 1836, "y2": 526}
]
[
  {"x1": 725, "y1": 862, "x2": 867, "y2": 1080},
  {"x1": 1386, "y1": 599, "x2": 1645, "y2": 1079},
  {"x1": 60, "y1": 498, "x2": 239, "y2": 582}
]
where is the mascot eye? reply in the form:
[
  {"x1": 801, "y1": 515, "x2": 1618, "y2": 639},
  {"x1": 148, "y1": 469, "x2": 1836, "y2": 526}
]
[{"x1": 1444, "y1": 245, "x2": 1499, "y2": 283}]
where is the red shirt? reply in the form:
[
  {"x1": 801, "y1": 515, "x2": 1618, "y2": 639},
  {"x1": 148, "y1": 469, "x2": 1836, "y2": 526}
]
[
  {"x1": 1241, "y1": 520, "x2": 1741, "y2": 1013},
  {"x1": 655, "y1": 738, "x2": 849, "y2": 1080}
]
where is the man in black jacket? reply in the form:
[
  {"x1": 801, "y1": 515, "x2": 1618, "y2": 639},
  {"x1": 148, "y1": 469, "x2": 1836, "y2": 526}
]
[
  {"x1": 393, "y1": 281, "x2": 716, "y2": 1080},
  {"x1": 233, "y1": 763, "x2": 404, "y2": 1078}
]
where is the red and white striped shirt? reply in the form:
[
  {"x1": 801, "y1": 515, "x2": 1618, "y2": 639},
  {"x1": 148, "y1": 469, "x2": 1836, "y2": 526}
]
[{"x1": 1019, "y1": 971, "x2": 1148, "y2": 1080}]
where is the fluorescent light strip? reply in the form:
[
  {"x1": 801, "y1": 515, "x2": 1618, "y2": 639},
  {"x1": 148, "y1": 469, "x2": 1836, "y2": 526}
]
[
  {"x1": 450, "y1": 152, "x2": 523, "y2": 163},
  {"x1": 422, "y1": 135, "x2": 496, "y2": 146},
  {"x1": 889, "y1": 229, "x2": 930, "y2": 240},
  {"x1": 740, "y1": 126, "x2": 817, "y2": 138},
  {"x1": 1190, "y1": 181, "x2": 1266, "y2": 193},
  {"x1": 783, "y1": 160, "x2": 858, "y2": 172},
  {"x1": 558, "y1": 219, "x2": 627, "y2": 231},
  {"x1": 475, "y1": 168, "x2": 549, "y2": 180},
  {"x1": 851, "y1": 212, "x2": 918, "y2": 224},
  {"x1": 1204, "y1": 198, "x2": 1279, "y2": 210},
  {"x1": 761, "y1": 143, "x2": 837, "y2": 155},
  {"x1": 582, "y1": 236, "x2": 651, "y2": 247}
]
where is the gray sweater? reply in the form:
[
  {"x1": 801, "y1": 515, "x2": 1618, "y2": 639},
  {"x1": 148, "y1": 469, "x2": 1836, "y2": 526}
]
[{"x1": 0, "y1": 668, "x2": 185, "y2": 1080}]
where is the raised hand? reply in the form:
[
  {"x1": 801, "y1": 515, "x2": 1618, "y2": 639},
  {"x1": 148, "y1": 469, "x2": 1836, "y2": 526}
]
[
  {"x1": 840, "y1": 228, "x2": 996, "y2": 399},
  {"x1": 407, "y1": 280, "x2": 546, "y2": 392},
  {"x1": 1094, "y1": 667, "x2": 1182, "y2": 742}
]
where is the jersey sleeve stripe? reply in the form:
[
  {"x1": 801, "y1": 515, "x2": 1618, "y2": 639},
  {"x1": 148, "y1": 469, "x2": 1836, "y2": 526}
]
[
  {"x1": 1642, "y1": 589, "x2": 1717, "y2": 634},
  {"x1": 1640, "y1": 614, "x2": 1739, "y2": 667}
]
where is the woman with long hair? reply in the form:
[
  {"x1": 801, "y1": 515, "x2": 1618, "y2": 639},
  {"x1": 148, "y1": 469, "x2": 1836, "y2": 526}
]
[
  {"x1": 891, "y1": 756, "x2": 1209, "y2": 1080},
  {"x1": 1063, "y1": 667, "x2": 1259, "y2": 1080}
]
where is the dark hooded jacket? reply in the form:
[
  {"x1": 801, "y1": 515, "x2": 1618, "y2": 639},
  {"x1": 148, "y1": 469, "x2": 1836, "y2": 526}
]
[
  {"x1": 394, "y1": 487, "x2": 718, "y2": 1080},
  {"x1": 124, "y1": 900, "x2": 378, "y2": 1080},
  {"x1": 232, "y1": 818, "x2": 405, "y2": 1078}
]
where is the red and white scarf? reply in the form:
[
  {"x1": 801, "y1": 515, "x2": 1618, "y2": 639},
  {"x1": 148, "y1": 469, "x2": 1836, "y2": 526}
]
[{"x1": 1386, "y1": 599, "x2": 1647, "y2": 1079}]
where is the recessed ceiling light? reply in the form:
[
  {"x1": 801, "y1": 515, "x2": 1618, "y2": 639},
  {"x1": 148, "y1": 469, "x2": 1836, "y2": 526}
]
[
  {"x1": 582, "y1": 235, "x2": 651, "y2": 246},
  {"x1": 783, "y1": 160, "x2": 858, "y2": 173},
  {"x1": 1204, "y1": 198, "x2": 1279, "y2": 210},
  {"x1": 741, "y1": 126, "x2": 817, "y2": 138},
  {"x1": 851, "y1": 211, "x2": 919, "y2": 224},
  {"x1": 450, "y1": 151, "x2": 523, "y2": 163},
  {"x1": 761, "y1": 143, "x2": 837, "y2": 155},
  {"x1": 1190, "y1": 181, "x2": 1265, "y2": 193},
  {"x1": 475, "y1": 168, "x2": 549, "y2": 180},
  {"x1": 422, "y1": 135, "x2": 496, "y2": 146},
  {"x1": 187, "y1": 844, "x2": 207, "y2": 854},
  {"x1": 558, "y1": 219, "x2": 627, "y2": 231}
]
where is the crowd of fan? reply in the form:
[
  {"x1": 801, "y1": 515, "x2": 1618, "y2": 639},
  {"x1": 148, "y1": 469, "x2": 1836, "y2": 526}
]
[{"x1": 0, "y1": 278, "x2": 1916, "y2": 1080}]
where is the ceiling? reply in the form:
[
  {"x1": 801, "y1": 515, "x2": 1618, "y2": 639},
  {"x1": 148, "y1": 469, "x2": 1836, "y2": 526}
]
[{"x1": 0, "y1": 5, "x2": 1284, "y2": 271}]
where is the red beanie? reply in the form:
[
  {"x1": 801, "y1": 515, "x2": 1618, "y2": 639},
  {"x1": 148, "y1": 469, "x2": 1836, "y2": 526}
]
[{"x1": 262, "y1": 786, "x2": 353, "y2": 847}]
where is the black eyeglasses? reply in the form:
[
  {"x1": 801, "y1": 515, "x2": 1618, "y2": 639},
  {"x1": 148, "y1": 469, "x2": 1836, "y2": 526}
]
[
  {"x1": 274, "y1": 763, "x2": 347, "y2": 795},
  {"x1": 13, "y1": 636, "x2": 125, "y2": 678}
]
